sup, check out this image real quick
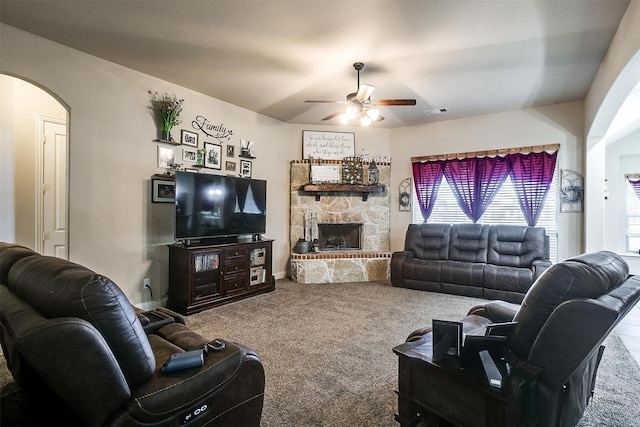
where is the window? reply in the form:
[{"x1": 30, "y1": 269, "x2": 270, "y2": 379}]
[
  {"x1": 626, "y1": 179, "x2": 640, "y2": 253},
  {"x1": 413, "y1": 168, "x2": 558, "y2": 262}
]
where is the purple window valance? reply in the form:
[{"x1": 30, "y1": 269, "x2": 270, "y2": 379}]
[{"x1": 412, "y1": 149, "x2": 557, "y2": 225}]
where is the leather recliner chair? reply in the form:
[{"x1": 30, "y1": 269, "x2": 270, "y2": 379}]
[
  {"x1": 0, "y1": 243, "x2": 265, "y2": 426},
  {"x1": 406, "y1": 251, "x2": 640, "y2": 427}
]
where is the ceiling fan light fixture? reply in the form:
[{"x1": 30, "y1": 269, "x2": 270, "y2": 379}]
[
  {"x1": 305, "y1": 62, "x2": 416, "y2": 126},
  {"x1": 345, "y1": 106, "x2": 358, "y2": 120},
  {"x1": 366, "y1": 108, "x2": 380, "y2": 121}
]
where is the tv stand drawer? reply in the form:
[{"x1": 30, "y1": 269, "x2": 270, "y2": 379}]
[{"x1": 223, "y1": 272, "x2": 248, "y2": 295}]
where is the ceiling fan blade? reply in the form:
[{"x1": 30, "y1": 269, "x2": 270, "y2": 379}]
[
  {"x1": 374, "y1": 114, "x2": 385, "y2": 122},
  {"x1": 305, "y1": 100, "x2": 346, "y2": 104},
  {"x1": 375, "y1": 99, "x2": 417, "y2": 106},
  {"x1": 322, "y1": 111, "x2": 344, "y2": 121},
  {"x1": 355, "y1": 84, "x2": 375, "y2": 101}
]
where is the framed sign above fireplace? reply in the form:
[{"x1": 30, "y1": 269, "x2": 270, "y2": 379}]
[{"x1": 302, "y1": 131, "x2": 355, "y2": 160}]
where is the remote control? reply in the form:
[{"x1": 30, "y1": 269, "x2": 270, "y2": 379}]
[{"x1": 161, "y1": 349, "x2": 204, "y2": 373}]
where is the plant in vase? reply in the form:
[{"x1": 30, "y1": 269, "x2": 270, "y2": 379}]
[
  {"x1": 196, "y1": 148, "x2": 207, "y2": 167},
  {"x1": 149, "y1": 91, "x2": 184, "y2": 142}
]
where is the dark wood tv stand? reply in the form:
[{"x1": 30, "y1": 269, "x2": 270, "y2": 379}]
[{"x1": 168, "y1": 238, "x2": 275, "y2": 315}]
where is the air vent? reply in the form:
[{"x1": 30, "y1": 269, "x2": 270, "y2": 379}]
[{"x1": 423, "y1": 108, "x2": 448, "y2": 116}]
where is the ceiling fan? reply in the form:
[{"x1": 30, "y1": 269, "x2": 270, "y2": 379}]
[{"x1": 305, "y1": 62, "x2": 416, "y2": 126}]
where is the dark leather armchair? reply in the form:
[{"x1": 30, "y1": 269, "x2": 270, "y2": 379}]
[
  {"x1": 406, "y1": 251, "x2": 640, "y2": 427},
  {"x1": 0, "y1": 243, "x2": 265, "y2": 426}
]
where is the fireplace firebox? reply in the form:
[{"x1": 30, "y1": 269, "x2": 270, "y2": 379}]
[{"x1": 317, "y1": 223, "x2": 362, "y2": 251}]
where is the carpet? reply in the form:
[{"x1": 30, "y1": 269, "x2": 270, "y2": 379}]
[{"x1": 2, "y1": 279, "x2": 640, "y2": 426}]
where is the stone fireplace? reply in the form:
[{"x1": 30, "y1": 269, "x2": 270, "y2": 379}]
[
  {"x1": 317, "y1": 223, "x2": 362, "y2": 251},
  {"x1": 289, "y1": 160, "x2": 391, "y2": 283}
]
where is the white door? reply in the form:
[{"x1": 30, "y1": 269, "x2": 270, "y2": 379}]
[{"x1": 40, "y1": 117, "x2": 67, "y2": 258}]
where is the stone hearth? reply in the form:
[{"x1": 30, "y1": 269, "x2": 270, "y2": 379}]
[{"x1": 289, "y1": 160, "x2": 391, "y2": 283}]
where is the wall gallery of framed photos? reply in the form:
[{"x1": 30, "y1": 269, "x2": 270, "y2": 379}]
[{"x1": 153, "y1": 127, "x2": 258, "y2": 174}]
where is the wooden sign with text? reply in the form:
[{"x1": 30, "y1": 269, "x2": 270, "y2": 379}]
[{"x1": 302, "y1": 131, "x2": 355, "y2": 160}]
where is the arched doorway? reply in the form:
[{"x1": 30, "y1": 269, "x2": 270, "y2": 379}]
[
  {"x1": 0, "y1": 74, "x2": 69, "y2": 258},
  {"x1": 584, "y1": 51, "x2": 640, "y2": 274}
]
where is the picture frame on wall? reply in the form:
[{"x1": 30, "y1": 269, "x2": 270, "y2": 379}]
[
  {"x1": 240, "y1": 159, "x2": 252, "y2": 178},
  {"x1": 227, "y1": 144, "x2": 235, "y2": 157},
  {"x1": 181, "y1": 129, "x2": 198, "y2": 147},
  {"x1": 157, "y1": 146, "x2": 175, "y2": 169},
  {"x1": 182, "y1": 148, "x2": 197, "y2": 163},
  {"x1": 225, "y1": 161, "x2": 236, "y2": 172},
  {"x1": 204, "y1": 142, "x2": 222, "y2": 170},
  {"x1": 151, "y1": 177, "x2": 175, "y2": 203},
  {"x1": 302, "y1": 130, "x2": 355, "y2": 160}
]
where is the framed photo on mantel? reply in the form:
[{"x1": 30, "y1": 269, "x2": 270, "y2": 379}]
[{"x1": 302, "y1": 130, "x2": 355, "y2": 160}]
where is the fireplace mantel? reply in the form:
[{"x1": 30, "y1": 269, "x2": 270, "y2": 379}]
[{"x1": 301, "y1": 184, "x2": 385, "y2": 201}]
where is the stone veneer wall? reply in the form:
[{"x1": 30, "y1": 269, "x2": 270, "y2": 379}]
[{"x1": 289, "y1": 160, "x2": 391, "y2": 283}]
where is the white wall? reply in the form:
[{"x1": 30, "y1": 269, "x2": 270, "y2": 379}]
[
  {"x1": 389, "y1": 102, "x2": 585, "y2": 260},
  {"x1": 0, "y1": 75, "x2": 67, "y2": 246}
]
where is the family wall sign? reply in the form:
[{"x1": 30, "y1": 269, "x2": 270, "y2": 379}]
[{"x1": 192, "y1": 115, "x2": 233, "y2": 143}]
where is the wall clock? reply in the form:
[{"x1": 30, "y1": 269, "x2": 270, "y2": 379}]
[
  {"x1": 399, "y1": 178, "x2": 412, "y2": 211},
  {"x1": 342, "y1": 157, "x2": 363, "y2": 185}
]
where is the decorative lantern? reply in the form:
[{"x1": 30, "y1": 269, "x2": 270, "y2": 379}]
[{"x1": 368, "y1": 160, "x2": 379, "y2": 185}]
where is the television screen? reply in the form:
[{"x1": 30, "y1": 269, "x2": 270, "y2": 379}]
[{"x1": 175, "y1": 171, "x2": 266, "y2": 240}]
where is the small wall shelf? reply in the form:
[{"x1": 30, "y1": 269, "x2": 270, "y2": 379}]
[{"x1": 302, "y1": 184, "x2": 385, "y2": 201}]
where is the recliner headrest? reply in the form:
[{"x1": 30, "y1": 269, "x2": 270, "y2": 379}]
[{"x1": 510, "y1": 250, "x2": 629, "y2": 359}]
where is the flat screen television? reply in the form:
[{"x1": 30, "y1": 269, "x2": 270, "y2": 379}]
[{"x1": 175, "y1": 171, "x2": 266, "y2": 242}]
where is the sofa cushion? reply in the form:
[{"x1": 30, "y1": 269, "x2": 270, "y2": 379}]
[
  {"x1": 483, "y1": 264, "x2": 534, "y2": 294},
  {"x1": 402, "y1": 257, "x2": 443, "y2": 286},
  {"x1": 7, "y1": 255, "x2": 156, "y2": 388},
  {"x1": 405, "y1": 223, "x2": 450, "y2": 260},
  {"x1": 487, "y1": 225, "x2": 547, "y2": 268},
  {"x1": 448, "y1": 224, "x2": 489, "y2": 263},
  {"x1": 511, "y1": 251, "x2": 629, "y2": 359}
]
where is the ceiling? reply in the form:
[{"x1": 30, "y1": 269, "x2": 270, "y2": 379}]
[{"x1": 0, "y1": 0, "x2": 631, "y2": 129}]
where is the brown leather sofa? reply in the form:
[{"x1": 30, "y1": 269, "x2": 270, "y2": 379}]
[
  {"x1": 406, "y1": 251, "x2": 640, "y2": 427},
  {"x1": 391, "y1": 223, "x2": 552, "y2": 303},
  {"x1": 0, "y1": 242, "x2": 265, "y2": 426}
]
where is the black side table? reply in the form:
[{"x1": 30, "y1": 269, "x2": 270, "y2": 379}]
[{"x1": 393, "y1": 334, "x2": 539, "y2": 427}]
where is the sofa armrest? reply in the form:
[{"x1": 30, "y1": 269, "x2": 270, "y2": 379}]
[
  {"x1": 467, "y1": 300, "x2": 520, "y2": 322},
  {"x1": 391, "y1": 251, "x2": 414, "y2": 287},
  {"x1": 1, "y1": 285, "x2": 131, "y2": 425},
  {"x1": 7, "y1": 316, "x2": 131, "y2": 425},
  {"x1": 532, "y1": 259, "x2": 552, "y2": 281}
]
